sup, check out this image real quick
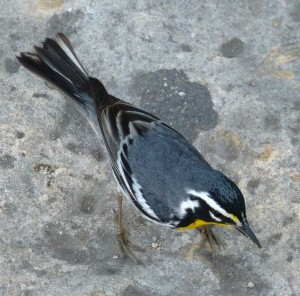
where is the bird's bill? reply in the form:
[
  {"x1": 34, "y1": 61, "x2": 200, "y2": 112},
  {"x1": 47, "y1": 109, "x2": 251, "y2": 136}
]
[{"x1": 236, "y1": 219, "x2": 262, "y2": 249}]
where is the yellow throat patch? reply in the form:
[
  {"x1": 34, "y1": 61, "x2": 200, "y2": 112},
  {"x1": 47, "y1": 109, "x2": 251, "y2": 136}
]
[
  {"x1": 176, "y1": 214, "x2": 239, "y2": 230},
  {"x1": 177, "y1": 219, "x2": 227, "y2": 230}
]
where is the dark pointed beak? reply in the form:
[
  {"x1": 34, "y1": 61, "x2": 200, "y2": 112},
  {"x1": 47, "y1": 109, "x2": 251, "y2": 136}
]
[{"x1": 236, "y1": 219, "x2": 262, "y2": 249}]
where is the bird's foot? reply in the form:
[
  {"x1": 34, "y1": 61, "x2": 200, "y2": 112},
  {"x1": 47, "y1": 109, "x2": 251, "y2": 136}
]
[
  {"x1": 113, "y1": 195, "x2": 143, "y2": 265},
  {"x1": 198, "y1": 225, "x2": 225, "y2": 251}
]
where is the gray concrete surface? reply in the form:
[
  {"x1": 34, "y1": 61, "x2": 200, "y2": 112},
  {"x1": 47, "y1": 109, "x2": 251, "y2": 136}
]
[{"x1": 1, "y1": 0, "x2": 299, "y2": 295}]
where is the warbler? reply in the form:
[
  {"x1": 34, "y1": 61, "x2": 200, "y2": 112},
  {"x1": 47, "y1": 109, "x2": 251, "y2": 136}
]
[{"x1": 17, "y1": 33, "x2": 261, "y2": 262}]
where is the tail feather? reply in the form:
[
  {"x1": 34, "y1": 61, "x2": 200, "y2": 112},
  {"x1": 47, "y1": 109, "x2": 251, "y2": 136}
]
[
  {"x1": 33, "y1": 36, "x2": 89, "y2": 89},
  {"x1": 16, "y1": 33, "x2": 108, "y2": 131},
  {"x1": 53, "y1": 33, "x2": 88, "y2": 78}
]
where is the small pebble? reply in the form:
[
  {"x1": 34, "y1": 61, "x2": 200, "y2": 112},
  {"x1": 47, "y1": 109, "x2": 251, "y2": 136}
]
[
  {"x1": 152, "y1": 243, "x2": 159, "y2": 248},
  {"x1": 247, "y1": 282, "x2": 255, "y2": 288}
]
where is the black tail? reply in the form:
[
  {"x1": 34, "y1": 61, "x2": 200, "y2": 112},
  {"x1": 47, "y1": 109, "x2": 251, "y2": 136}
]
[{"x1": 17, "y1": 33, "x2": 108, "y2": 131}]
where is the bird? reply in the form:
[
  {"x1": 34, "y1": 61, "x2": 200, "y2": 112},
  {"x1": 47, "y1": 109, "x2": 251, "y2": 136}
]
[{"x1": 17, "y1": 33, "x2": 261, "y2": 263}]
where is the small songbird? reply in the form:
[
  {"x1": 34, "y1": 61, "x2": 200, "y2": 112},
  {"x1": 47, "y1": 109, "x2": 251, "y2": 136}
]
[{"x1": 17, "y1": 33, "x2": 261, "y2": 262}]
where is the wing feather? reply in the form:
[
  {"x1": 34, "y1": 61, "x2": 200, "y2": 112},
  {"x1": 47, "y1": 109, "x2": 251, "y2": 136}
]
[{"x1": 98, "y1": 101, "x2": 164, "y2": 221}]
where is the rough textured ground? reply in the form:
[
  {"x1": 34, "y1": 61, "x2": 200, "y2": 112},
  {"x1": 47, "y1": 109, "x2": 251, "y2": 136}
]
[{"x1": 1, "y1": 0, "x2": 299, "y2": 295}]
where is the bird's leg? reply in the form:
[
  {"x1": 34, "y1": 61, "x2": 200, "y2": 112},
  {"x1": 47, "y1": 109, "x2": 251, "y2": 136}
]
[
  {"x1": 198, "y1": 225, "x2": 224, "y2": 250},
  {"x1": 113, "y1": 194, "x2": 142, "y2": 264}
]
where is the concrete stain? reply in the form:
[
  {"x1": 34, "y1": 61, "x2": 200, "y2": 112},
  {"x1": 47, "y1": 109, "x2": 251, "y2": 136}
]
[
  {"x1": 0, "y1": 154, "x2": 17, "y2": 169},
  {"x1": 5, "y1": 58, "x2": 20, "y2": 74},
  {"x1": 47, "y1": 9, "x2": 85, "y2": 36},
  {"x1": 131, "y1": 69, "x2": 218, "y2": 142},
  {"x1": 220, "y1": 38, "x2": 244, "y2": 58},
  {"x1": 80, "y1": 195, "x2": 97, "y2": 214}
]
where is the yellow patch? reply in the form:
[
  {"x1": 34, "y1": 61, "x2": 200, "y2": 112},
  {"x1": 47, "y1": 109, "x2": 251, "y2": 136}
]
[
  {"x1": 177, "y1": 220, "x2": 227, "y2": 230},
  {"x1": 36, "y1": 0, "x2": 64, "y2": 10},
  {"x1": 258, "y1": 144, "x2": 279, "y2": 162},
  {"x1": 291, "y1": 173, "x2": 300, "y2": 182},
  {"x1": 271, "y1": 71, "x2": 294, "y2": 79},
  {"x1": 229, "y1": 214, "x2": 239, "y2": 223}
]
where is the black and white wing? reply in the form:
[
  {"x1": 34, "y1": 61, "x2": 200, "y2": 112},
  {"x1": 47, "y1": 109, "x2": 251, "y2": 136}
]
[{"x1": 96, "y1": 94, "x2": 164, "y2": 223}]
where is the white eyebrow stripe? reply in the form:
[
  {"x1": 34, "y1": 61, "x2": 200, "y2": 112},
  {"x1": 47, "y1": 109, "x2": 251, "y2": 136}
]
[{"x1": 186, "y1": 189, "x2": 230, "y2": 218}]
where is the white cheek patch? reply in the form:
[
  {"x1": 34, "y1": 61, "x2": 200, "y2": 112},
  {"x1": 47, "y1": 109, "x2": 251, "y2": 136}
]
[{"x1": 178, "y1": 199, "x2": 199, "y2": 218}]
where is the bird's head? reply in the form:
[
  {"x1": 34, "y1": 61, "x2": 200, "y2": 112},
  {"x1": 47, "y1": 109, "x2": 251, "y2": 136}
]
[{"x1": 176, "y1": 171, "x2": 261, "y2": 248}]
